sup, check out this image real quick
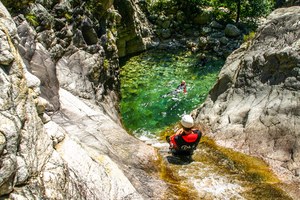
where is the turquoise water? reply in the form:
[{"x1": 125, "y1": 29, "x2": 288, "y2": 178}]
[
  {"x1": 120, "y1": 50, "x2": 224, "y2": 137},
  {"x1": 120, "y1": 50, "x2": 293, "y2": 200}
]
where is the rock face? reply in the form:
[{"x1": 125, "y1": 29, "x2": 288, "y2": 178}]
[
  {"x1": 0, "y1": 1, "x2": 166, "y2": 199},
  {"x1": 114, "y1": 0, "x2": 155, "y2": 57},
  {"x1": 0, "y1": 2, "x2": 53, "y2": 195},
  {"x1": 193, "y1": 6, "x2": 300, "y2": 183}
]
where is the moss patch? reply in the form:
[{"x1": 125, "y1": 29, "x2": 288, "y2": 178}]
[
  {"x1": 199, "y1": 137, "x2": 279, "y2": 184},
  {"x1": 157, "y1": 153, "x2": 200, "y2": 199},
  {"x1": 244, "y1": 184, "x2": 293, "y2": 200},
  {"x1": 155, "y1": 135, "x2": 292, "y2": 199},
  {"x1": 195, "y1": 136, "x2": 291, "y2": 199},
  {"x1": 25, "y1": 13, "x2": 39, "y2": 27}
]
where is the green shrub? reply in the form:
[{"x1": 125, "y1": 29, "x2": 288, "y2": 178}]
[
  {"x1": 64, "y1": 13, "x2": 72, "y2": 21},
  {"x1": 243, "y1": 31, "x2": 256, "y2": 42},
  {"x1": 2, "y1": 0, "x2": 35, "y2": 12},
  {"x1": 25, "y1": 13, "x2": 39, "y2": 27}
]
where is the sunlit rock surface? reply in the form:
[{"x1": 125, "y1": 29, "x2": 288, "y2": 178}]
[
  {"x1": 0, "y1": 1, "x2": 53, "y2": 196},
  {"x1": 114, "y1": 0, "x2": 155, "y2": 57},
  {"x1": 194, "y1": 6, "x2": 300, "y2": 187},
  {"x1": 0, "y1": 1, "x2": 166, "y2": 199}
]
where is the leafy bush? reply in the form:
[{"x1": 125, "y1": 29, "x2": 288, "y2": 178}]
[
  {"x1": 1, "y1": 0, "x2": 35, "y2": 12},
  {"x1": 25, "y1": 13, "x2": 39, "y2": 27},
  {"x1": 243, "y1": 31, "x2": 255, "y2": 42},
  {"x1": 147, "y1": 0, "x2": 276, "y2": 24}
]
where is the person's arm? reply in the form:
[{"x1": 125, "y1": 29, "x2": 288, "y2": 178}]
[
  {"x1": 169, "y1": 135, "x2": 178, "y2": 149},
  {"x1": 169, "y1": 129, "x2": 183, "y2": 149},
  {"x1": 192, "y1": 129, "x2": 202, "y2": 149}
]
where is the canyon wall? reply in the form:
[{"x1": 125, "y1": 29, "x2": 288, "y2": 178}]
[
  {"x1": 194, "y1": 6, "x2": 300, "y2": 185},
  {"x1": 0, "y1": 0, "x2": 166, "y2": 199}
]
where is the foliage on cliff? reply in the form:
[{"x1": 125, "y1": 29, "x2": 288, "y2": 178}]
[
  {"x1": 1, "y1": 0, "x2": 35, "y2": 12},
  {"x1": 148, "y1": 0, "x2": 275, "y2": 23}
]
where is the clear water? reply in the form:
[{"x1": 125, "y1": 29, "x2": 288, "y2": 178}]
[
  {"x1": 120, "y1": 50, "x2": 224, "y2": 137},
  {"x1": 120, "y1": 50, "x2": 292, "y2": 199}
]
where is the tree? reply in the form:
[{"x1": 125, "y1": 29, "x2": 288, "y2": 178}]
[
  {"x1": 214, "y1": 0, "x2": 275, "y2": 23},
  {"x1": 236, "y1": 0, "x2": 241, "y2": 22},
  {"x1": 148, "y1": 0, "x2": 275, "y2": 24}
]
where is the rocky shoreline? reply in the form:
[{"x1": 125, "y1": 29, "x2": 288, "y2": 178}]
[{"x1": 0, "y1": 0, "x2": 299, "y2": 199}]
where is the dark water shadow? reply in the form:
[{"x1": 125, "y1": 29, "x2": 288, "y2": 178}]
[{"x1": 166, "y1": 155, "x2": 193, "y2": 165}]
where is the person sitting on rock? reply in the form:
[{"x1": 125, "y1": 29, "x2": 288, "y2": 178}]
[{"x1": 166, "y1": 114, "x2": 202, "y2": 158}]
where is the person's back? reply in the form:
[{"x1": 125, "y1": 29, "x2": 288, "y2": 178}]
[
  {"x1": 170, "y1": 128, "x2": 201, "y2": 156},
  {"x1": 167, "y1": 115, "x2": 202, "y2": 157}
]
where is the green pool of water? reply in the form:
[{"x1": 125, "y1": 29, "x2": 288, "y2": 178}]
[{"x1": 120, "y1": 50, "x2": 224, "y2": 137}]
